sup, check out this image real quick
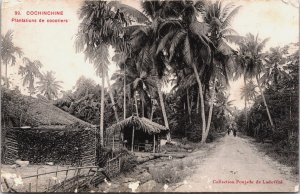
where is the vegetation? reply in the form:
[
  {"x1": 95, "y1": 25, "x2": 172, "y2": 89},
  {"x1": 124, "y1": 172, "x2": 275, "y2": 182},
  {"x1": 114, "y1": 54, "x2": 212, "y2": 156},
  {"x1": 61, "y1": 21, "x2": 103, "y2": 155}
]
[
  {"x1": 37, "y1": 71, "x2": 62, "y2": 100},
  {"x1": 1, "y1": 1, "x2": 298, "y2": 175},
  {"x1": 236, "y1": 43, "x2": 299, "y2": 171},
  {"x1": 0, "y1": 30, "x2": 23, "y2": 88},
  {"x1": 18, "y1": 57, "x2": 43, "y2": 96}
]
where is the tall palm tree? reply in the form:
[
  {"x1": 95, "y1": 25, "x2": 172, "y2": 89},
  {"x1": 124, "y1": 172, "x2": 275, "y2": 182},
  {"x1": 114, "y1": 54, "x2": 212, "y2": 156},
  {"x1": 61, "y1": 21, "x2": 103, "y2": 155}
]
[
  {"x1": 37, "y1": 71, "x2": 62, "y2": 100},
  {"x1": 199, "y1": 0, "x2": 241, "y2": 142},
  {"x1": 90, "y1": 45, "x2": 110, "y2": 147},
  {"x1": 158, "y1": 0, "x2": 240, "y2": 143},
  {"x1": 114, "y1": 1, "x2": 186, "y2": 141},
  {"x1": 163, "y1": 2, "x2": 211, "y2": 143},
  {"x1": 1, "y1": 30, "x2": 23, "y2": 88},
  {"x1": 18, "y1": 57, "x2": 43, "y2": 96},
  {"x1": 236, "y1": 33, "x2": 275, "y2": 130},
  {"x1": 76, "y1": 1, "x2": 147, "y2": 145},
  {"x1": 240, "y1": 80, "x2": 258, "y2": 129}
]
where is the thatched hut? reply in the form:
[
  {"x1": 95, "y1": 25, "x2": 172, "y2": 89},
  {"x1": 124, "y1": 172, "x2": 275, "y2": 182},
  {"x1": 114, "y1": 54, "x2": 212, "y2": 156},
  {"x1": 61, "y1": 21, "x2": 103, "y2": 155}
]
[
  {"x1": 3, "y1": 96, "x2": 97, "y2": 166},
  {"x1": 106, "y1": 116, "x2": 169, "y2": 152}
]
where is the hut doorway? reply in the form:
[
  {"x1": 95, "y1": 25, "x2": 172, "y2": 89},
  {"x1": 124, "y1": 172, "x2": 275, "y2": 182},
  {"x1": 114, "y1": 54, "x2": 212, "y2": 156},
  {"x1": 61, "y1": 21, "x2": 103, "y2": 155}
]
[{"x1": 123, "y1": 126, "x2": 155, "y2": 152}]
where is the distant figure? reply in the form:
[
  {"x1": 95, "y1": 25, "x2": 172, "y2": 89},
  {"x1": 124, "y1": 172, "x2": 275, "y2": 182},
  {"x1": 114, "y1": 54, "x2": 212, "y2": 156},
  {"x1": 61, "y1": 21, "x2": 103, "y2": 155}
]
[
  {"x1": 123, "y1": 139, "x2": 128, "y2": 148},
  {"x1": 233, "y1": 129, "x2": 237, "y2": 137},
  {"x1": 227, "y1": 129, "x2": 231, "y2": 135}
]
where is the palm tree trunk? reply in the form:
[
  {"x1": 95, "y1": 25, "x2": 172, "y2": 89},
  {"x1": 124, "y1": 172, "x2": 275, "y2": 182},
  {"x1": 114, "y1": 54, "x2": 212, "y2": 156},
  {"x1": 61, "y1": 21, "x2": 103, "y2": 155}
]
[
  {"x1": 244, "y1": 78, "x2": 248, "y2": 131},
  {"x1": 157, "y1": 82, "x2": 170, "y2": 141},
  {"x1": 191, "y1": 63, "x2": 206, "y2": 140},
  {"x1": 123, "y1": 67, "x2": 126, "y2": 120},
  {"x1": 134, "y1": 91, "x2": 139, "y2": 117},
  {"x1": 99, "y1": 71, "x2": 105, "y2": 146},
  {"x1": 202, "y1": 78, "x2": 216, "y2": 143},
  {"x1": 196, "y1": 91, "x2": 199, "y2": 114},
  {"x1": 105, "y1": 72, "x2": 119, "y2": 123},
  {"x1": 256, "y1": 75, "x2": 275, "y2": 131},
  {"x1": 141, "y1": 99, "x2": 144, "y2": 117},
  {"x1": 186, "y1": 88, "x2": 192, "y2": 123},
  {"x1": 150, "y1": 104, "x2": 154, "y2": 121}
]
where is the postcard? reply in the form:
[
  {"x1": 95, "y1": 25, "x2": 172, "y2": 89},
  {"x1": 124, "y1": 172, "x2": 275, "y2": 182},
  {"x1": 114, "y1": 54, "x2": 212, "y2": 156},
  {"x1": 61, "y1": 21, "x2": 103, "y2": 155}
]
[{"x1": 0, "y1": 0, "x2": 299, "y2": 192}]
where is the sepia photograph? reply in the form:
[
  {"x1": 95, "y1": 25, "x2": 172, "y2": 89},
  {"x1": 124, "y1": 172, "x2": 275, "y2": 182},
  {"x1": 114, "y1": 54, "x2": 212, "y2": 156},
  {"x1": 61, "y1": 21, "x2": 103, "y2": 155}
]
[{"x1": 0, "y1": 0, "x2": 299, "y2": 192}]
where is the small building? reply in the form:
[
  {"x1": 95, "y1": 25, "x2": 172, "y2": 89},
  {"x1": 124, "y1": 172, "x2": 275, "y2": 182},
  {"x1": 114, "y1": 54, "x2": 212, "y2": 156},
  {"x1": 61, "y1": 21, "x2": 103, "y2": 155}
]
[
  {"x1": 3, "y1": 98, "x2": 97, "y2": 166},
  {"x1": 105, "y1": 116, "x2": 169, "y2": 152}
]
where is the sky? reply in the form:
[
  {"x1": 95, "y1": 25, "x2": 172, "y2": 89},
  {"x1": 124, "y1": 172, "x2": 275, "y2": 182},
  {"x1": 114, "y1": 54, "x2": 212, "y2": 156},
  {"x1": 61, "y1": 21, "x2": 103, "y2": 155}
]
[{"x1": 1, "y1": 0, "x2": 299, "y2": 109}]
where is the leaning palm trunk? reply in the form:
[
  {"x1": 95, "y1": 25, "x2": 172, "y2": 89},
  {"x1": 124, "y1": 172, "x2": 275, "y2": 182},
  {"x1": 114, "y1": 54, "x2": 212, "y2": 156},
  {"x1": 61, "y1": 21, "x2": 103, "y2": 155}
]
[
  {"x1": 157, "y1": 82, "x2": 171, "y2": 141},
  {"x1": 191, "y1": 63, "x2": 206, "y2": 141},
  {"x1": 256, "y1": 75, "x2": 275, "y2": 131},
  {"x1": 105, "y1": 72, "x2": 119, "y2": 123},
  {"x1": 99, "y1": 71, "x2": 105, "y2": 146},
  {"x1": 202, "y1": 78, "x2": 217, "y2": 143}
]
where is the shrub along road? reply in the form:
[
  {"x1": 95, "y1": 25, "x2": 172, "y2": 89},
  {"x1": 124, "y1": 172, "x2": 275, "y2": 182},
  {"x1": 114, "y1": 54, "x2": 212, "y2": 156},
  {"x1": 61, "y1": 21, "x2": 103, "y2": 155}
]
[{"x1": 174, "y1": 134, "x2": 298, "y2": 192}]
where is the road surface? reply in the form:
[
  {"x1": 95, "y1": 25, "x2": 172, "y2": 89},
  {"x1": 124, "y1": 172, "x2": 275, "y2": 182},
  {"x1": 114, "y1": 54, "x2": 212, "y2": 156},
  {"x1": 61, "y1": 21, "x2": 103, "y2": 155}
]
[{"x1": 174, "y1": 135, "x2": 298, "y2": 192}]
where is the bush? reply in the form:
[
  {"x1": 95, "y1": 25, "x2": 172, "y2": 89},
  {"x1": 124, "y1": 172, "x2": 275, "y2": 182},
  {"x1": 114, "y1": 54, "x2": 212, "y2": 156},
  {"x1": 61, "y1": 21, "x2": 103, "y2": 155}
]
[
  {"x1": 148, "y1": 159, "x2": 194, "y2": 184},
  {"x1": 119, "y1": 151, "x2": 138, "y2": 173},
  {"x1": 149, "y1": 165, "x2": 183, "y2": 184}
]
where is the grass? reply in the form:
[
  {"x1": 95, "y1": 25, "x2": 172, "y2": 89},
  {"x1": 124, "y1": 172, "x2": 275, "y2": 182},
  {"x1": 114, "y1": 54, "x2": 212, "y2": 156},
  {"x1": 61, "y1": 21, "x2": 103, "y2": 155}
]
[
  {"x1": 252, "y1": 139, "x2": 299, "y2": 176},
  {"x1": 148, "y1": 134, "x2": 224, "y2": 185},
  {"x1": 148, "y1": 158, "x2": 196, "y2": 184}
]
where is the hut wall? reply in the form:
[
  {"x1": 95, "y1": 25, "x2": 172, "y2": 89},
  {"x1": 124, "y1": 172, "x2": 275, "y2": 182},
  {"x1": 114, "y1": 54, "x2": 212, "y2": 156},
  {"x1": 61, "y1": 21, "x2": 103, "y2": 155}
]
[
  {"x1": 3, "y1": 128, "x2": 96, "y2": 166},
  {"x1": 3, "y1": 131, "x2": 19, "y2": 164},
  {"x1": 80, "y1": 129, "x2": 97, "y2": 165}
]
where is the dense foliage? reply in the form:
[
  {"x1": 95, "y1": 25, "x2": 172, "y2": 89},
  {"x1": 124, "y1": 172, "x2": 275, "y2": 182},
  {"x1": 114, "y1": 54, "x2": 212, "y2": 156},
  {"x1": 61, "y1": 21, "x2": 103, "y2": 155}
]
[
  {"x1": 236, "y1": 43, "x2": 299, "y2": 164},
  {"x1": 1, "y1": 0, "x2": 298, "y2": 153}
]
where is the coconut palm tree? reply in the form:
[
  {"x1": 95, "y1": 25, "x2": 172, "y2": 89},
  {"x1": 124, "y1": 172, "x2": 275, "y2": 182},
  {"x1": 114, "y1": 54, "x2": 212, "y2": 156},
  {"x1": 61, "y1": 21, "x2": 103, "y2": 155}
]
[
  {"x1": 236, "y1": 33, "x2": 275, "y2": 130},
  {"x1": 111, "y1": 62, "x2": 156, "y2": 118},
  {"x1": 18, "y1": 57, "x2": 43, "y2": 96},
  {"x1": 112, "y1": 1, "x2": 188, "y2": 141},
  {"x1": 161, "y1": 3, "x2": 211, "y2": 143},
  {"x1": 37, "y1": 71, "x2": 62, "y2": 100},
  {"x1": 1, "y1": 30, "x2": 23, "y2": 88},
  {"x1": 198, "y1": 0, "x2": 241, "y2": 142},
  {"x1": 240, "y1": 80, "x2": 258, "y2": 129},
  {"x1": 157, "y1": 0, "x2": 240, "y2": 143},
  {"x1": 76, "y1": 1, "x2": 149, "y2": 145}
]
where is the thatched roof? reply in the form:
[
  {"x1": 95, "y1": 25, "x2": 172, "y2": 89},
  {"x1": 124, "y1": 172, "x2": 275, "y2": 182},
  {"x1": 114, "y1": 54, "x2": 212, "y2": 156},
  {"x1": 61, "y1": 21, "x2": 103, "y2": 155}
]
[
  {"x1": 3, "y1": 88, "x2": 94, "y2": 130},
  {"x1": 27, "y1": 99, "x2": 93, "y2": 128},
  {"x1": 107, "y1": 116, "x2": 169, "y2": 135}
]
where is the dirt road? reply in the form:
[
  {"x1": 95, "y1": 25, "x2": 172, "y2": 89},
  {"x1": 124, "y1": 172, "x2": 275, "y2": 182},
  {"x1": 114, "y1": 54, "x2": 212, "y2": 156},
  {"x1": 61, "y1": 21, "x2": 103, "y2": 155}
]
[{"x1": 174, "y1": 135, "x2": 298, "y2": 192}]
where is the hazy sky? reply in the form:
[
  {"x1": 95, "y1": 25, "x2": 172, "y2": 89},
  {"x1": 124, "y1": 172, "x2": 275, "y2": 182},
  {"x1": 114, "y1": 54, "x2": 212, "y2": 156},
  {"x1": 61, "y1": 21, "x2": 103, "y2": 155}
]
[{"x1": 2, "y1": 0, "x2": 299, "y2": 108}]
